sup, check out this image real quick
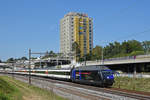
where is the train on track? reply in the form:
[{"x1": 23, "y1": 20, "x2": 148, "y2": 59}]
[{"x1": 11, "y1": 65, "x2": 114, "y2": 87}]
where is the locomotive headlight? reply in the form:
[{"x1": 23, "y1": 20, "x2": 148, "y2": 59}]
[{"x1": 107, "y1": 76, "x2": 109, "y2": 79}]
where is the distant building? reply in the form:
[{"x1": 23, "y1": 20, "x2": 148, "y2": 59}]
[{"x1": 60, "y1": 12, "x2": 93, "y2": 57}]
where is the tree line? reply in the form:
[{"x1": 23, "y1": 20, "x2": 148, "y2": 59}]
[
  {"x1": 6, "y1": 57, "x2": 28, "y2": 63},
  {"x1": 73, "y1": 40, "x2": 150, "y2": 61},
  {"x1": 3, "y1": 40, "x2": 150, "y2": 62}
]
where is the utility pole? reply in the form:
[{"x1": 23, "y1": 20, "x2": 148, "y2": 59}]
[
  {"x1": 57, "y1": 54, "x2": 59, "y2": 66},
  {"x1": 84, "y1": 54, "x2": 86, "y2": 66},
  {"x1": 12, "y1": 63, "x2": 14, "y2": 79},
  {"x1": 40, "y1": 54, "x2": 41, "y2": 68},
  {"x1": 29, "y1": 49, "x2": 31, "y2": 85},
  {"x1": 102, "y1": 47, "x2": 104, "y2": 65}
]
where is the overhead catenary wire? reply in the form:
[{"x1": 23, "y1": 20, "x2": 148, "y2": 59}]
[{"x1": 99, "y1": 28, "x2": 150, "y2": 46}]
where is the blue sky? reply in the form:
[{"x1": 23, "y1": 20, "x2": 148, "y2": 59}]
[{"x1": 0, "y1": 0, "x2": 150, "y2": 61}]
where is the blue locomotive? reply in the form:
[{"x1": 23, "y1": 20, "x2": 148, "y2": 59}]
[{"x1": 71, "y1": 65, "x2": 114, "y2": 86}]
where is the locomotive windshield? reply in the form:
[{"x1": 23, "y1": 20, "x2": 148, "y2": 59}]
[
  {"x1": 102, "y1": 70, "x2": 114, "y2": 80},
  {"x1": 102, "y1": 70, "x2": 113, "y2": 75},
  {"x1": 100, "y1": 66, "x2": 113, "y2": 77}
]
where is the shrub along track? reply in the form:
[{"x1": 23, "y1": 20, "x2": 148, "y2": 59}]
[
  {"x1": 5, "y1": 78, "x2": 43, "y2": 100},
  {"x1": 0, "y1": 75, "x2": 67, "y2": 100}
]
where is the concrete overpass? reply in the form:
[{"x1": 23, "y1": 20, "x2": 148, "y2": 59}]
[
  {"x1": 85, "y1": 55, "x2": 150, "y2": 73},
  {"x1": 86, "y1": 55, "x2": 150, "y2": 66}
]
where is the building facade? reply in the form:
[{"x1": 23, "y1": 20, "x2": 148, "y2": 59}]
[{"x1": 60, "y1": 12, "x2": 93, "y2": 57}]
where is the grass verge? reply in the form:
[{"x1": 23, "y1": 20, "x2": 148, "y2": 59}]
[
  {"x1": 0, "y1": 76, "x2": 22, "y2": 100},
  {"x1": 112, "y1": 77, "x2": 150, "y2": 92},
  {"x1": 0, "y1": 76, "x2": 68, "y2": 100}
]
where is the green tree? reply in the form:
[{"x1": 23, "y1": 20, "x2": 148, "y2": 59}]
[
  {"x1": 44, "y1": 51, "x2": 49, "y2": 58},
  {"x1": 85, "y1": 53, "x2": 92, "y2": 60},
  {"x1": 31, "y1": 57, "x2": 37, "y2": 59},
  {"x1": 121, "y1": 41, "x2": 132, "y2": 54},
  {"x1": 92, "y1": 45, "x2": 102, "y2": 60},
  {"x1": 49, "y1": 51, "x2": 57, "y2": 57},
  {"x1": 103, "y1": 45, "x2": 111, "y2": 58},
  {"x1": 21, "y1": 57, "x2": 28, "y2": 60},
  {"x1": 0, "y1": 59, "x2": 2, "y2": 63},
  {"x1": 129, "y1": 51, "x2": 144, "y2": 56},
  {"x1": 7, "y1": 58, "x2": 15, "y2": 63},
  {"x1": 128, "y1": 40, "x2": 143, "y2": 52},
  {"x1": 42, "y1": 50, "x2": 57, "y2": 59},
  {"x1": 142, "y1": 41, "x2": 150, "y2": 54},
  {"x1": 80, "y1": 53, "x2": 93, "y2": 61},
  {"x1": 101, "y1": 40, "x2": 144, "y2": 59},
  {"x1": 113, "y1": 41, "x2": 121, "y2": 57},
  {"x1": 121, "y1": 40, "x2": 143, "y2": 56},
  {"x1": 72, "y1": 42, "x2": 81, "y2": 61}
]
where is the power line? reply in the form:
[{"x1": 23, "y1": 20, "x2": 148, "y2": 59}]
[
  {"x1": 99, "y1": 28, "x2": 150, "y2": 46},
  {"x1": 114, "y1": 28, "x2": 150, "y2": 41}
]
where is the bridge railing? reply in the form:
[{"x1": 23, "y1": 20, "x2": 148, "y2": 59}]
[{"x1": 86, "y1": 54, "x2": 150, "y2": 64}]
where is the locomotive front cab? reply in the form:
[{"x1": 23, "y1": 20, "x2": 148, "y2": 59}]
[{"x1": 101, "y1": 69, "x2": 114, "y2": 86}]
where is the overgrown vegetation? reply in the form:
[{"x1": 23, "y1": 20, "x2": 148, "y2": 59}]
[
  {"x1": 113, "y1": 77, "x2": 150, "y2": 92},
  {"x1": 0, "y1": 76, "x2": 67, "y2": 100},
  {"x1": 0, "y1": 77, "x2": 22, "y2": 100}
]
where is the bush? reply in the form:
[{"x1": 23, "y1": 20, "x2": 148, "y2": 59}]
[
  {"x1": 0, "y1": 93, "x2": 10, "y2": 100},
  {"x1": 113, "y1": 77, "x2": 150, "y2": 92},
  {"x1": 0, "y1": 77, "x2": 21, "y2": 100},
  {"x1": 129, "y1": 51, "x2": 144, "y2": 56}
]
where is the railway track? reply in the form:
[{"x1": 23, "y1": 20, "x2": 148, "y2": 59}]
[
  {"x1": 2, "y1": 73, "x2": 150, "y2": 100},
  {"x1": 32, "y1": 76, "x2": 150, "y2": 100}
]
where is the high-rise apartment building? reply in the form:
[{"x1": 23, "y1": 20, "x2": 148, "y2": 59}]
[{"x1": 60, "y1": 12, "x2": 93, "y2": 57}]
